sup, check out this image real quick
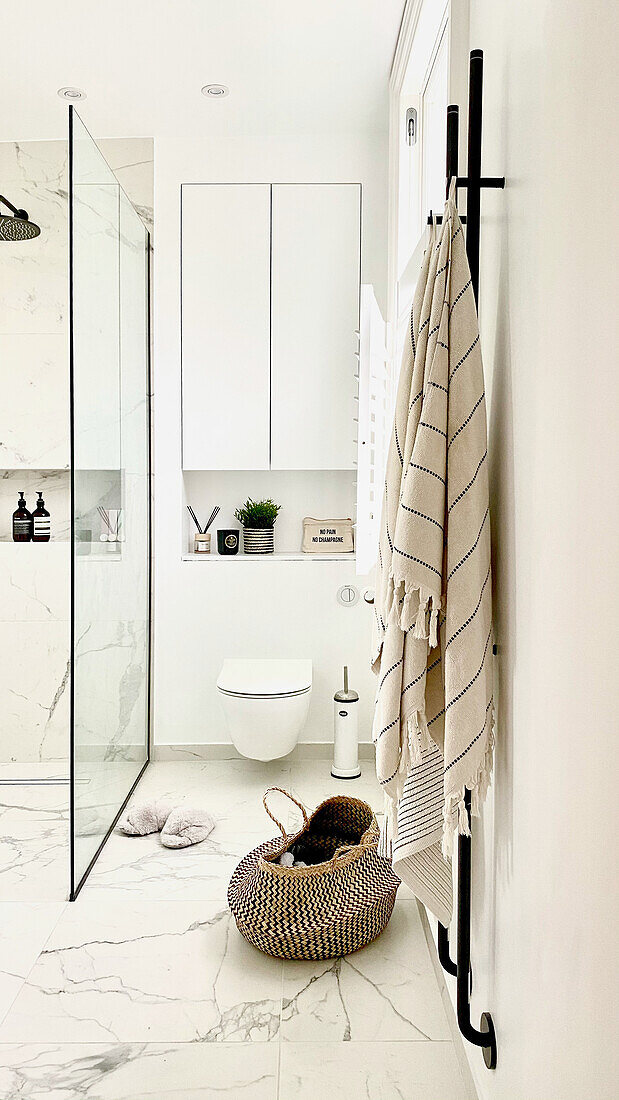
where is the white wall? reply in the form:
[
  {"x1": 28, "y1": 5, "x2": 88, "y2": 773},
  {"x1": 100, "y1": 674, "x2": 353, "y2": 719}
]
[
  {"x1": 436, "y1": 2, "x2": 619, "y2": 1097},
  {"x1": 153, "y1": 133, "x2": 388, "y2": 746}
]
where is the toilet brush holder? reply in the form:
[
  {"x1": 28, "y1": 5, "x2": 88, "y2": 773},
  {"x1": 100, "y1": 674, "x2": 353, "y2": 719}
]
[{"x1": 332, "y1": 666, "x2": 360, "y2": 779}]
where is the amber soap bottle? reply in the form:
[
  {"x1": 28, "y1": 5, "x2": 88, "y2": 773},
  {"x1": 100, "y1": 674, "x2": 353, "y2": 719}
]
[
  {"x1": 12, "y1": 492, "x2": 32, "y2": 542},
  {"x1": 32, "y1": 491, "x2": 51, "y2": 542}
]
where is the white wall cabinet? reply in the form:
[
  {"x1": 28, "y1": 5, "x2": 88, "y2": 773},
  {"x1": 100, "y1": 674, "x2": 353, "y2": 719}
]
[
  {"x1": 270, "y1": 184, "x2": 361, "y2": 470},
  {"x1": 181, "y1": 184, "x2": 271, "y2": 471},
  {"x1": 181, "y1": 183, "x2": 360, "y2": 471}
]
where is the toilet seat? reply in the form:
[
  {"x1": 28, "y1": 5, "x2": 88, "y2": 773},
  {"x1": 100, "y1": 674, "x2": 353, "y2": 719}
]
[
  {"x1": 218, "y1": 685, "x2": 311, "y2": 700},
  {"x1": 217, "y1": 658, "x2": 312, "y2": 699}
]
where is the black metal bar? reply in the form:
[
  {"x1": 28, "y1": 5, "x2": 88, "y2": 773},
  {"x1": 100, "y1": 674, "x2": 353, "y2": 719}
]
[
  {"x1": 455, "y1": 176, "x2": 506, "y2": 188},
  {"x1": 455, "y1": 50, "x2": 497, "y2": 1068},
  {"x1": 427, "y1": 214, "x2": 467, "y2": 225},
  {"x1": 465, "y1": 50, "x2": 483, "y2": 303},
  {"x1": 68, "y1": 105, "x2": 76, "y2": 901},
  {"x1": 446, "y1": 104, "x2": 459, "y2": 197},
  {"x1": 438, "y1": 922, "x2": 458, "y2": 976},
  {"x1": 145, "y1": 229, "x2": 153, "y2": 770},
  {"x1": 0, "y1": 193, "x2": 30, "y2": 219},
  {"x1": 435, "y1": 100, "x2": 461, "y2": 984}
]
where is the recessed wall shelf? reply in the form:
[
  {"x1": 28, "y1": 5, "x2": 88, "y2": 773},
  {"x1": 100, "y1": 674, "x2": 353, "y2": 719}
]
[{"x1": 182, "y1": 551, "x2": 356, "y2": 562}]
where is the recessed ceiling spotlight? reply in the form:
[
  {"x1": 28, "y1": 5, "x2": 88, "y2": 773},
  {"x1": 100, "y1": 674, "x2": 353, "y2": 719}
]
[
  {"x1": 57, "y1": 87, "x2": 86, "y2": 101},
  {"x1": 201, "y1": 84, "x2": 229, "y2": 98}
]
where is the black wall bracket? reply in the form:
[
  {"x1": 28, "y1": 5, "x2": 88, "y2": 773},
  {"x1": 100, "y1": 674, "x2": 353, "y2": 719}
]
[{"x1": 433, "y1": 50, "x2": 504, "y2": 1072}]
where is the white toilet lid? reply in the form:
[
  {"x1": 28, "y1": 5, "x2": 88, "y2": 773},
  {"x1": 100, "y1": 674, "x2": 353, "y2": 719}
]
[{"x1": 217, "y1": 658, "x2": 312, "y2": 698}]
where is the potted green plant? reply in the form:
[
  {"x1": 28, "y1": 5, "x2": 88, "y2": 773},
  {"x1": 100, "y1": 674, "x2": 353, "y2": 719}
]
[{"x1": 234, "y1": 498, "x2": 281, "y2": 554}]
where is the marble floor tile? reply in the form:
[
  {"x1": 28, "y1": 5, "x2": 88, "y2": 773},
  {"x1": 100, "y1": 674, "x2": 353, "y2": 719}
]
[
  {"x1": 81, "y1": 824, "x2": 271, "y2": 902},
  {"x1": 0, "y1": 899, "x2": 283, "y2": 1044},
  {"x1": 286, "y1": 759, "x2": 383, "y2": 814},
  {"x1": 133, "y1": 759, "x2": 296, "y2": 827},
  {"x1": 279, "y1": 1041, "x2": 473, "y2": 1099},
  {"x1": 0, "y1": 903, "x2": 66, "y2": 1025},
  {"x1": 0, "y1": 784, "x2": 69, "y2": 902},
  {"x1": 281, "y1": 900, "x2": 450, "y2": 1043},
  {"x1": 0, "y1": 1042, "x2": 278, "y2": 1099},
  {"x1": 0, "y1": 759, "x2": 469, "y2": 1099},
  {"x1": 0, "y1": 763, "x2": 68, "y2": 781},
  {"x1": 82, "y1": 760, "x2": 411, "y2": 903}
]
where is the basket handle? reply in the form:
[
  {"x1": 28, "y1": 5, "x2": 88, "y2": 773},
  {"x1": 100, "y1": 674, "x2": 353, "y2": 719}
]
[
  {"x1": 330, "y1": 823, "x2": 379, "y2": 869},
  {"x1": 263, "y1": 787, "x2": 309, "y2": 840}
]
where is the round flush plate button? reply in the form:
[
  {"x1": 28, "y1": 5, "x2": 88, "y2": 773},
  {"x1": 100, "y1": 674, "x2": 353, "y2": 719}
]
[{"x1": 337, "y1": 584, "x2": 359, "y2": 607}]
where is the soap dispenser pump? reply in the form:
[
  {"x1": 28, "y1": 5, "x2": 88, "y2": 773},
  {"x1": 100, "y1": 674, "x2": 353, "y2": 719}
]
[
  {"x1": 32, "y1": 491, "x2": 50, "y2": 542},
  {"x1": 12, "y1": 491, "x2": 32, "y2": 542},
  {"x1": 332, "y1": 666, "x2": 360, "y2": 779}
]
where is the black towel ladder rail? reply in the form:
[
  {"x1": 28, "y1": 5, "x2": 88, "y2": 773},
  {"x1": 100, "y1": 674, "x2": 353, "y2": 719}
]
[{"x1": 430, "y1": 50, "x2": 504, "y2": 1071}]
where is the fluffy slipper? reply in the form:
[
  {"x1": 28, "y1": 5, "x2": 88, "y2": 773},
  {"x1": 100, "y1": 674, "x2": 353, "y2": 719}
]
[
  {"x1": 160, "y1": 806, "x2": 216, "y2": 848},
  {"x1": 118, "y1": 799, "x2": 173, "y2": 836}
]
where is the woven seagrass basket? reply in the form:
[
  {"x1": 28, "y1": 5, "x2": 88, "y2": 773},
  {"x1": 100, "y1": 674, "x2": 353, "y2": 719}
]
[{"x1": 228, "y1": 788, "x2": 400, "y2": 961}]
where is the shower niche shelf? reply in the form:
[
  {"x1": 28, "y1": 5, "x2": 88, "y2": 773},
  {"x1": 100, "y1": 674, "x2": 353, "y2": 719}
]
[{"x1": 182, "y1": 468, "x2": 357, "y2": 562}]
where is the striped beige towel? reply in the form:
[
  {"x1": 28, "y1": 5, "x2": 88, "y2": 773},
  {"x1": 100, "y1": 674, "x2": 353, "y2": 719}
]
[{"x1": 371, "y1": 179, "x2": 494, "y2": 925}]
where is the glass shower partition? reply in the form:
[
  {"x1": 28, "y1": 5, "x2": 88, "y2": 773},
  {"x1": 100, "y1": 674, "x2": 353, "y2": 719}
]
[{"x1": 69, "y1": 108, "x2": 151, "y2": 898}]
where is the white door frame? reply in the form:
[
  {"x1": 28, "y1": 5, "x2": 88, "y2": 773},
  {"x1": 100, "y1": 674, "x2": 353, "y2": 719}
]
[{"x1": 386, "y1": 0, "x2": 470, "y2": 338}]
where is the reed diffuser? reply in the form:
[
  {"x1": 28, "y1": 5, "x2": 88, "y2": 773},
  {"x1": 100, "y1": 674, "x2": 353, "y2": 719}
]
[{"x1": 187, "y1": 505, "x2": 220, "y2": 553}]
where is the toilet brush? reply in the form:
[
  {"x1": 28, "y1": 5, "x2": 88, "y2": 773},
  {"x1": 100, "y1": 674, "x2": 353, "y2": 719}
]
[{"x1": 332, "y1": 666, "x2": 360, "y2": 779}]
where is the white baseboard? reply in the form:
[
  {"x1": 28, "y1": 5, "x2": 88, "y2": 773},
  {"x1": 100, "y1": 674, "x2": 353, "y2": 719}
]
[{"x1": 152, "y1": 742, "x2": 375, "y2": 763}]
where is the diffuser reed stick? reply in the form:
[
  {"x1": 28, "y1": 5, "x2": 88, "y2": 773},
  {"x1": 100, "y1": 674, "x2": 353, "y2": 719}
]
[
  {"x1": 203, "y1": 506, "x2": 220, "y2": 533},
  {"x1": 187, "y1": 505, "x2": 202, "y2": 533}
]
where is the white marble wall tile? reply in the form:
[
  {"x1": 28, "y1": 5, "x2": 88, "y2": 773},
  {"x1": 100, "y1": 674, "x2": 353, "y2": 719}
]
[
  {"x1": 0, "y1": 785, "x2": 69, "y2": 901},
  {"x1": 0, "y1": 1042, "x2": 277, "y2": 1100},
  {"x1": 0, "y1": 141, "x2": 68, "y2": 336},
  {"x1": 0, "y1": 899, "x2": 283, "y2": 1044},
  {"x1": 281, "y1": 900, "x2": 450, "y2": 1043},
  {"x1": 73, "y1": 619, "x2": 147, "y2": 759},
  {"x1": 100, "y1": 137, "x2": 154, "y2": 237},
  {"x1": 0, "y1": 135, "x2": 153, "y2": 777},
  {"x1": 0, "y1": 334, "x2": 69, "y2": 469},
  {"x1": 0, "y1": 621, "x2": 70, "y2": 762},
  {"x1": 75, "y1": 550, "x2": 149, "y2": 626},
  {"x1": 279, "y1": 1041, "x2": 473, "y2": 1099},
  {"x1": 0, "y1": 903, "x2": 66, "y2": 1024},
  {"x1": 0, "y1": 544, "x2": 70, "y2": 622}
]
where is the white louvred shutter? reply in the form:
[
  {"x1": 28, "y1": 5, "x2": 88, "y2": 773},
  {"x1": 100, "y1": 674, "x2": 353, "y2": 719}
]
[{"x1": 355, "y1": 285, "x2": 390, "y2": 576}]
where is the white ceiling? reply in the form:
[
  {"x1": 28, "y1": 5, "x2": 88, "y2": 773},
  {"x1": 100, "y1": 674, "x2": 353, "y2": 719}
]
[{"x1": 1, "y1": 0, "x2": 404, "y2": 143}]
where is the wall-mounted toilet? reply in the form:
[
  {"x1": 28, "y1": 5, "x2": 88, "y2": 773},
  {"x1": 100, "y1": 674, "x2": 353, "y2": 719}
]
[{"x1": 217, "y1": 658, "x2": 312, "y2": 761}]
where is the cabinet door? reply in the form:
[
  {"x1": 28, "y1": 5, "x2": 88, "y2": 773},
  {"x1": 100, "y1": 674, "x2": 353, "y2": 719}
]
[
  {"x1": 270, "y1": 184, "x2": 360, "y2": 470},
  {"x1": 181, "y1": 184, "x2": 271, "y2": 470}
]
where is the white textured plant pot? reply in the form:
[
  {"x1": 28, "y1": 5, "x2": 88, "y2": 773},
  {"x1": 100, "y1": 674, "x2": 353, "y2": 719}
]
[{"x1": 243, "y1": 527, "x2": 275, "y2": 554}]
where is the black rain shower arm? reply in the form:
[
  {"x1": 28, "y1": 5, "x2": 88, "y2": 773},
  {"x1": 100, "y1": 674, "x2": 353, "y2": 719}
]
[{"x1": 0, "y1": 194, "x2": 30, "y2": 220}]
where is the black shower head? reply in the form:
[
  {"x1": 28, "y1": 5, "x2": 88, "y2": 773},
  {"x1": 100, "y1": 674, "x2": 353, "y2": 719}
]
[{"x1": 0, "y1": 195, "x2": 41, "y2": 241}]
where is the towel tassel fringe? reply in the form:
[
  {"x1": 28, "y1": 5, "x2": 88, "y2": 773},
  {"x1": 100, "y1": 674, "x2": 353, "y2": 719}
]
[{"x1": 441, "y1": 704, "x2": 495, "y2": 859}]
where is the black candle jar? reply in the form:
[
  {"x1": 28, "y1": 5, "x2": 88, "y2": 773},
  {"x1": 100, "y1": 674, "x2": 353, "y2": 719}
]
[{"x1": 217, "y1": 529, "x2": 240, "y2": 555}]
